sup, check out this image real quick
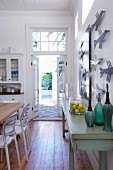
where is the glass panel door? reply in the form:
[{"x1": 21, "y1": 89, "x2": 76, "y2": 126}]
[
  {"x1": 11, "y1": 59, "x2": 19, "y2": 81},
  {"x1": 32, "y1": 56, "x2": 39, "y2": 118},
  {"x1": 57, "y1": 56, "x2": 66, "y2": 117},
  {"x1": 0, "y1": 59, "x2": 7, "y2": 81}
]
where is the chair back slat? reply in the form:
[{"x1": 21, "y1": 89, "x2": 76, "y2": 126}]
[
  {"x1": 20, "y1": 103, "x2": 30, "y2": 129},
  {"x1": 2, "y1": 115, "x2": 17, "y2": 144}
]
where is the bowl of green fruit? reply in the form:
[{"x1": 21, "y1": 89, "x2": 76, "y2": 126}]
[{"x1": 69, "y1": 100, "x2": 85, "y2": 115}]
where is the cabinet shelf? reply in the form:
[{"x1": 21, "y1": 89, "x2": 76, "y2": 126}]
[{"x1": 0, "y1": 53, "x2": 23, "y2": 56}]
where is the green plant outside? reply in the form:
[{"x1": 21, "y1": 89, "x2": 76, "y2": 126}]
[{"x1": 41, "y1": 72, "x2": 52, "y2": 90}]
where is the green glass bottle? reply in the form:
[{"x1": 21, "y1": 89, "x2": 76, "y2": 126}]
[
  {"x1": 94, "y1": 93, "x2": 104, "y2": 126},
  {"x1": 103, "y1": 84, "x2": 113, "y2": 132}
]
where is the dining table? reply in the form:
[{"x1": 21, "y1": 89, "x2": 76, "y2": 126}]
[{"x1": 0, "y1": 102, "x2": 24, "y2": 123}]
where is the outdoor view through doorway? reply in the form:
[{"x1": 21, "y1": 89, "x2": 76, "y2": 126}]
[
  {"x1": 39, "y1": 55, "x2": 58, "y2": 119},
  {"x1": 33, "y1": 55, "x2": 65, "y2": 120}
]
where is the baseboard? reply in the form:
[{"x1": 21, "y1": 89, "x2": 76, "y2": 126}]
[{"x1": 86, "y1": 151, "x2": 99, "y2": 170}]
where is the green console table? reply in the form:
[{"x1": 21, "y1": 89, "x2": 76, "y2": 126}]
[{"x1": 61, "y1": 98, "x2": 113, "y2": 170}]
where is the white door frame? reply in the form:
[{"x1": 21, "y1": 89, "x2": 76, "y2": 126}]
[
  {"x1": 32, "y1": 55, "x2": 66, "y2": 119},
  {"x1": 25, "y1": 24, "x2": 72, "y2": 120}
]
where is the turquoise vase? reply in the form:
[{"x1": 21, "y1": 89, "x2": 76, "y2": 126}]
[
  {"x1": 103, "y1": 84, "x2": 113, "y2": 132},
  {"x1": 94, "y1": 94, "x2": 104, "y2": 126},
  {"x1": 94, "y1": 103, "x2": 104, "y2": 125},
  {"x1": 103, "y1": 104, "x2": 113, "y2": 132},
  {"x1": 85, "y1": 110, "x2": 95, "y2": 127}
]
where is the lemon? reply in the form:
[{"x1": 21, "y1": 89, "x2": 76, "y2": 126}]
[
  {"x1": 80, "y1": 109, "x2": 84, "y2": 113},
  {"x1": 75, "y1": 102, "x2": 79, "y2": 107},
  {"x1": 78, "y1": 103, "x2": 84, "y2": 110},
  {"x1": 70, "y1": 101, "x2": 75, "y2": 105},
  {"x1": 70, "y1": 109, "x2": 73, "y2": 113},
  {"x1": 75, "y1": 109, "x2": 79, "y2": 113},
  {"x1": 72, "y1": 104, "x2": 76, "y2": 109}
]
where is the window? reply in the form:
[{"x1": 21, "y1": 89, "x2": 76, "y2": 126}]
[
  {"x1": 82, "y1": 0, "x2": 95, "y2": 25},
  {"x1": 32, "y1": 31, "x2": 66, "y2": 52}
]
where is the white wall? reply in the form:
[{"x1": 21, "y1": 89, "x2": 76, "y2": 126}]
[
  {"x1": 74, "y1": 0, "x2": 113, "y2": 103},
  {"x1": 0, "y1": 11, "x2": 73, "y2": 119},
  {"x1": 73, "y1": 0, "x2": 113, "y2": 169}
]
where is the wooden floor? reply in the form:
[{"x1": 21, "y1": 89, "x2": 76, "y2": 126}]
[{"x1": 0, "y1": 121, "x2": 93, "y2": 170}]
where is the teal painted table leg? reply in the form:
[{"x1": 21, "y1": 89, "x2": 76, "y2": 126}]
[
  {"x1": 69, "y1": 138, "x2": 74, "y2": 170},
  {"x1": 62, "y1": 108, "x2": 65, "y2": 138},
  {"x1": 99, "y1": 151, "x2": 107, "y2": 170},
  {"x1": 62, "y1": 107, "x2": 68, "y2": 138}
]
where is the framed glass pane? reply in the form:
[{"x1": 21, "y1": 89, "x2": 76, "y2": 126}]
[
  {"x1": 49, "y1": 42, "x2": 57, "y2": 51},
  {"x1": 49, "y1": 32, "x2": 57, "y2": 41},
  {"x1": 41, "y1": 42, "x2": 48, "y2": 51},
  {"x1": 59, "y1": 60, "x2": 64, "y2": 65},
  {"x1": 58, "y1": 42, "x2": 65, "y2": 51},
  {"x1": 41, "y1": 32, "x2": 48, "y2": 41},
  {"x1": 0, "y1": 59, "x2": 7, "y2": 81},
  {"x1": 32, "y1": 32, "x2": 40, "y2": 41},
  {"x1": 59, "y1": 66, "x2": 65, "y2": 93},
  {"x1": 32, "y1": 31, "x2": 66, "y2": 52},
  {"x1": 58, "y1": 32, "x2": 65, "y2": 42},
  {"x1": 79, "y1": 28, "x2": 90, "y2": 100},
  {"x1": 32, "y1": 41, "x2": 40, "y2": 51},
  {"x1": 11, "y1": 59, "x2": 18, "y2": 81}
]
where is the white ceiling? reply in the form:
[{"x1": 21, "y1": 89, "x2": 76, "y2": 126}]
[{"x1": 0, "y1": 0, "x2": 75, "y2": 13}]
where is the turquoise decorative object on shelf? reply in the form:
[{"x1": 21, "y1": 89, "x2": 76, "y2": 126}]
[
  {"x1": 103, "y1": 84, "x2": 113, "y2": 132},
  {"x1": 94, "y1": 93, "x2": 104, "y2": 126},
  {"x1": 85, "y1": 110, "x2": 95, "y2": 127}
]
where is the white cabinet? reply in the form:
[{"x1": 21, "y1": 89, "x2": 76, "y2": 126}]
[
  {"x1": 0, "y1": 53, "x2": 23, "y2": 83},
  {"x1": 0, "y1": 94, "x2": 24, "y2": 103}
]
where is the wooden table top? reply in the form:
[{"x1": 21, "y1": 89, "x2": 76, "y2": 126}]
[{"x1": 0, "y1": 102, "x2": 24, "y2": 122}]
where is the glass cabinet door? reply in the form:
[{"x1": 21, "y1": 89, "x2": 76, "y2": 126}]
[
  {"x1": 10, "y1": 59, "x2": 19, "y2": 81},
  {"x1": 0, "y1": 59, "x2": 7, "y2": 81}
]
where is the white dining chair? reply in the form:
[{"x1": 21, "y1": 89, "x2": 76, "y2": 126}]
[
  {"x1": 0, "y1": 114, "x2": 20, "y2": 170},
  {"x1": 15, "y1": 103, "x2": 31, "y2": 161}
]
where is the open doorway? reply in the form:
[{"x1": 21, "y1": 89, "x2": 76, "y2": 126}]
[
  {"x1": 32, "y1": 55, "x2": 66, "y2": 120},
  {"x1": 38, "y1": 55, "x2": 58, "y2": 119}
]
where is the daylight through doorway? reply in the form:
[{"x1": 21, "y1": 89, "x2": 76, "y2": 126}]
[{"x1": 34, "y1": 55, "x2": 60, "y2": 120}]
